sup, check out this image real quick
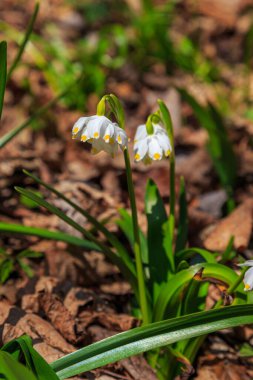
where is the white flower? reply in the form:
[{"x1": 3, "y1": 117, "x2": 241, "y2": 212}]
[
  {"x1": 72, "y1": 115, "x2": 128, "y2": 156},
  {"x1": 238, "y1": 260, "x2": 253, "y2": 291},
  {"x1": 134, "y1": 123, "x2": 172, "y2": 163}
]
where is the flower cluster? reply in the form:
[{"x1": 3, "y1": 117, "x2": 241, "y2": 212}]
[
  {"x1": 72, "y1": 115, "x2": 128, "y2": 157},
  {"x1": 72, "y1": 114, "x2": 172, "y2": 163},
  {"x1": 133, "y1": 123, "x2": 172, "y2": 164}
]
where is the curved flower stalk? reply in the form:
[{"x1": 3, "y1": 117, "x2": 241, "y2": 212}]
[
  {"x1": 239, "y1": 261, "x2": 253, "y2": 291},
  {"x1": 72, "y1": 115, "x2": 128, "y2": 157},
  {"x1": 134, "y1": 122, "x2": 172, "y2": 163},
  {"x1": 71, "y1": 95, "x2": 150, "y2": 325}
]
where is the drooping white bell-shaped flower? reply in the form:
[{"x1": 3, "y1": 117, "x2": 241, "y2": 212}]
[
  {"x1": 133, "y1": 123, "x2": 172, "y2": 163},
  {"x1": 239, "y1": 260, "x2": 253, "y2": 291},
  {"x1": 72, "y1": 115, "x2": 128, "y2": 157}
]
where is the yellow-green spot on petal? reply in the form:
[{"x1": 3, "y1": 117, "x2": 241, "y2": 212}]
[
  {"x1": 81, "y1": 135, "x2": 87, "y2": 142},
  {"x1": 245, "y1": 284, "x2": 251, "y2": 290},
  {"x1": 104, "y1": 134, "x2": 110, "y2": 142},
  {"x1": 117, "y1": 135, "x2": 122, "y2": 143},
  {"x1": 135, "y1": 153, "x2": 140, "y2": 161},
  {"x1": 73, "y1": 127, "x2": 79, "y2": 134},
  {"x1": 165, "y1": 149, "x2": 171, "y2": 157},
  {"x1": 153, "y1": 153, "x2": 161, "y2": 160},
  {"x1": 94, "y1": 132, "x2": 99, "y2": 138}
]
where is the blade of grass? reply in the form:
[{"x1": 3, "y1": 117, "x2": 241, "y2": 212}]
[
  {"x1": 51, "y1": 304, "x2": 253, "y2": 379},
  {"x1": 22, "y1": 170, "x2": 133, "y2": 272},
  {"x1": 7, "y1": 2, "x2": 40, "y2": 81},
  {"x1": 0, "y1": 40, "x2": 7, "y2": 120},
  {"x1": 0, "y1": 222, "x2": 99, "y2": 251},
  {"x1": 0, "y1": 351, "x2": 38, "y2": 380},
  {"x1": 0, "y1": 89, "x2": 67, "y2": 148},
  {"x1": 14, "y1": 187, "x2": 137, "y2": 292}
]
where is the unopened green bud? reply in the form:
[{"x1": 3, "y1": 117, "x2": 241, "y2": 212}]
[{"x1": 97, "y1": 97, "x2": 106, "y2": 116}]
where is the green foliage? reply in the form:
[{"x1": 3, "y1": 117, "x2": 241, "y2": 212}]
[
  {"x1": 0, "y1": 351, "x2": 38, "y2": 380},
  {"x1": 145, "y1": 179, "x2": 170, "y2": 301},
  {"x1": 51, "y1": 305, "x2": 253, "y2": 379},
  {"x1": 6, "y1": 99, "x2": 242, "y2": 379},
  {"x1": 0, "y1": 222, "x2": 99, "y2": 250},
  {"x1": 7, "y1": 2, "x2": 39, "y2": 81},
  {"x1": 1, "y1": 335, "x2": 59, "y2": 379},
  {"x1": 0, "y1": 247, "x2": 43, "y2": 283}
]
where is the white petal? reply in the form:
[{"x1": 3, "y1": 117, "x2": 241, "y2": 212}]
[
  {"x1": 239, "y1": 260, "x2": 253, "y2": 267},
  {"x1": 134, "y1": 124, "x2": 147, "y2": 143},
  {"x1": 86, "y1": 116, "x2": 110, "y2": 139},
  {"x1": 148, "y1": 137, "x2": 163, "y2": 160},
  {"x1": 116, "y1": 127, "x2": 128, "y2": 149},
  {"x1": 103, "y1": 123, "x2": 116, "y2": 143},
  {"x1": 156, "y1": 134, "x2": 172, "y2": 157},
  {"x1": 72, "y1": 117, "x2": 88, "y2": 138},
  {"x1": 91, "y1": 138, "x2": 118, "y2": 157},
  {"x1": 153, "y1": 124, "x2": 167, "y2": 135},
  {"x1": 243, "y1": 267, "x2": 253, "y2": 291},
  {"x1": 134, "y1": 139, "x2": 148, "y2": 161},
  {"x1": 80, "y1": 126, "x2": 91, "y2": 142}
]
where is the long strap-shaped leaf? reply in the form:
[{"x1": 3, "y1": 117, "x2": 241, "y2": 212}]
[
  {"x1": 0, "y1": 222, "x2": 99, "y2": 251},
  {"x1": 15, "y1": 187, "x2": 138, "y2": 292},
  {"x1": 1, "y1": 335, "x2": 59, "y2": 380},
  {"x1": 23, "y1": 170, "x2": 133, "y2": 273},
  {"x1": 51, "y1": 304, "x2": 253, "y2": 379},
  {"x1": 7, "y1": 2, "x2": 39, "y2": 81},
  {"x1": 154, "y1": 263, "x2": 246, "y2": 322}
]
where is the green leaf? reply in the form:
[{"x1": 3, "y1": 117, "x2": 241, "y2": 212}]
[
  {"x1": 23, "y1": 170, "x2": 133, "y2": 273},
  {"x1": 51, "y1": 305, "x2": 253, "y2": 379},
  {"x1": 0, "y1": 89, "x2": 68, "y2": 149},
  {"x1": 17, "y1": 259, "x2": 34, "y2": 278},
  {"x1": 175, "y1": 247, "x2": 217, "y2": 266},
  {"x1": 0, "y1": 41, "x2": 7, "y2": 120},
  {"x1": 116, "y1": 208, "x2": 148, "y2": 266},
  {"x1": 238, "y1": 343, "x2": 253, "y2": 357},
  {"x1": 17, "y1": 249, "x2": 43, "y2": 259},
  {"x1": 154, "y1": 262, "x2": 246, "y2": 322},
  {"x1": 2, "y1": 335, "x2": 59, "y2": 380},
  {"x1": 0, "y1": 259, "x2": 14, "y2": 283},
  {"x1": 175, "y1": 176, "x2": 188, "y2": 253},
  {"x1": 220, "y1": 236, "x2": 234, "y2": 264},
  {"x1": 0, "y1": 222, "x2": 99, "y2": 251},
  {"x1": 7, "y1": 2, "x2": 40, "y2": 81},
  {"x1": 153, "y1": 265, "x2": 202, "y2": 321},
  {"x1": 145, "y1": 179, "x2": 172, "y2": 300},
  {"x1": 0, "y1": 351, "x2": 38, "y2": 380},
  {"x1": 157, "y1": 99, "x2": 174, "y2": 144},
  {"x1": 14, "y1": 187, "x2": 138, "y2": 292}
]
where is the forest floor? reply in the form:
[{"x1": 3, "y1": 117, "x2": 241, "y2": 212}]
[{"x1": 0, "y1": 0, "x2": 253, "y2": 379}]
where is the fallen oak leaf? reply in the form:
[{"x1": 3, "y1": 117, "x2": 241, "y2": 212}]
[{"x1": 204, "y1": 199, "x2": 253, "y2": 252}]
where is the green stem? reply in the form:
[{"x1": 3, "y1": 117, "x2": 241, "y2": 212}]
[
  {"x1": 169, "y1": 153, "x2": 175, "y2": 264},
  {"x1": 124, "y1": 149, "x2": 150, "y2": 325}
]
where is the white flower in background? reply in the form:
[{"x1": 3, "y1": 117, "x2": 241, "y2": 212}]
[
  {"x1": 238, "y1": 260, "x2": 253, "y2": 291},
  {"x1": 72, "y1": 115, "x2": 128, "y2": 156},
  {"x1": 134, "y1": 123, "x2": 172, "y2": 163}
]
